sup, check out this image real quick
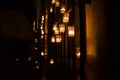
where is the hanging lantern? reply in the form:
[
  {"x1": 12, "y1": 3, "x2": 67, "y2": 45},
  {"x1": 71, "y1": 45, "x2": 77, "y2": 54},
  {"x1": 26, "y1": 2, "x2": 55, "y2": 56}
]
[
  {"x1": 42, "y1": 15, "x2": 44, "y2": 21},
  {"x1": 51, "y1": 36, "x2": 55, "y2": 43},
  {"x1": 40, "y1": 25, "x2": 43, "y2": 29},
  {"x1": 54, "y1": 29, "x2": 59, "y2": 34},
  {"x1": 33, "y1": 20, "x2": 35, "y2": 27},
  {"x1": 41, "y1": 30, "x2": 44, "y2": 34},
  {"x1": 35, "y1": 47, "x2": 38, "y2": 50},
  {"x1": 50, "y1": 6, "x2": 53, "y2": 13},
  {"x1": 55, "y1": 1, "x2": 60, "y2": 7},
  {"x1": 60, "y1": 5, "x2": 66, "y2": 14},
  {"x1": 50, "y1": 58, "x2": 54, "y2": 64},
  {"x1": 59, "y1": 24, "x2": 65, "y2": 33},
  {"x1": 56, "y1": 35, "x2": 62, "y2": 43},
  {"x1": 53, "y1": 24, "x2": 58, "y2": 31},
  {"x1": 41, "y1": 52, "x2": 44, "y2": 56},
  {"x1": 68, "y1": 26, "x2": 75, "y2": 37},
  {"x1": 63, "y1": 13, "x2": 69, "y2": 23},
  {"x1": 76, "y1": 47, "x2": 81, "y2": 58},
  {"x1": 35, "y1": 38, "x2": 38, "y2": 43},
  {"x1": 51, "y1": 0, "x2": 56, "y2": 4}
]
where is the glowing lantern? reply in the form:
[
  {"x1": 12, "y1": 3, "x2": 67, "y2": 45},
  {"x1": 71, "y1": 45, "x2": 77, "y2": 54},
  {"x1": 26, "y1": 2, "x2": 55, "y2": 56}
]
[
  {"x1": 60, "y1": 5, "x2": 66, "y2": 14},
  {"x1": 51, "y1": 36, "x2": 55, "y2": 43},
  {"x1": 59, "y1": 24, "x2": 65, "y2": 33},
  {"x1": 50, "y1": 6, "x2": 53, "y2": 13},
  {"x1": 63, "y1": 13, "x2": 69, "y2": 23},
  {"x1": 55, "y1": 1, "x2": 60, "y2": 7},
  {"x1": 51, "y1": 0, "x2": 56, "y2": 4},
  {"x1": 68, "y1": 26, "x2": 75, "y2": 37},
  {"x1": 50, "y1": 58, "x2": 54, "y2": 64},
  {"x1": 56, "y1": 35, "x2": 62, "y2": 43}
]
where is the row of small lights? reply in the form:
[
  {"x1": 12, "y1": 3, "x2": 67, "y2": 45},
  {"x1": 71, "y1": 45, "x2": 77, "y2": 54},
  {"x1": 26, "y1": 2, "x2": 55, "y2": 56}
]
[{"x1": 50, "y1": 0, "x2": 80, "y2": 59}]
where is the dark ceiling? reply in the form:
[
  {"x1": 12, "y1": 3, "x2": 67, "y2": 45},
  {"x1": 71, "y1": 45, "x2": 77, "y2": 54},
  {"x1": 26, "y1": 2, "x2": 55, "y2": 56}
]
[{"x1": 0, "y1": 0, "x2": 36, "y2": 23}]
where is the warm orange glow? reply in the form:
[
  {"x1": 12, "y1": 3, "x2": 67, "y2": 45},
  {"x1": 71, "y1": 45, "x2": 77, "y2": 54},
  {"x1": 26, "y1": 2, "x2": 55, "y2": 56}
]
[
  {"x1": 41, "y1": 35, "x2": 44, "y2": 39},
  {"x1": 76, "y1": 47, "x2": 81, "y2": 59},
  {"x1": 60, "y1": 5, "x2": 66, "y2": 14},
  {"x1": 35, "y1": 61, "x2": 38, "y2": 64},
  {"x1": 35, "y1": 38, "x2": 38, "y2": 43},
  {"x1": 59, "y1": 24, "x2": 65, "y2": 33},
  {"x1": 86, "y1": 4, "x2": 97, "y2": 58},
  {"x1": 54, "y1": 29, "x2": 59, "y2": 34},
  {"x1": 35, "y1": 47, "x2": 38, "y2": 50},
  {"x1": 33, "y1": 20, "x2": 35, "y2": 27},
  {"x1": 53, "y1": 24, "x2": 58, "y2": 31},
  {"x1": 50, "y1": 6, "x2": 53, "y2": 13},
  {"x1": 51, "y1": 36, "x2": 55, "y2": 43},
  {"x1": 68, "y1": 26, "x2": 75, "y2": 37},
  {"x1": 41, "y1": 52, "x2": 44, "y2": 56},
  {"x1": 63, "y1": 13, "x2": 69, "y2": 23},
  {"x1": 51, "y1": 0, "x2": 56, "y2": 4},
  {"x1": 55, "y1": 1, "x2": 60, "y2": 7},
  {"x1": 56, "y1": 35, "x2": 62, "y2": 43},
  {"x1": 41, "y1": 30, "x2": 44, "y2": 34},
  {"x1": 36, "y1": 66, "x2": 39, "y2": 69},
  {"x1": 50, "y1": 58, "x2": 54, "y2": 64},
  {"x1": 42, "y1": 15, "x2": 44, "y2": 21}
]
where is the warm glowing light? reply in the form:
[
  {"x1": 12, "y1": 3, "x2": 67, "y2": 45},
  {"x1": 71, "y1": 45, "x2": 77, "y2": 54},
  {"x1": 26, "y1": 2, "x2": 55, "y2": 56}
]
[
  {"x1": 42, "y1": 15, "x2": 44, "y2": 21},
  {"x1": 35, "y1": 61, "x2": 38, "y2": 64},
  {"x1": 50, "y1": 58, "x2": 54, "y2": 64},
  {"x1": 28, "y1": 57, "x2": 32, "y2": 61},
  {"x1": 41, "y1": 35, "x2": 44, "y2": 39},
  {"x1": 33, "y1": 26, "x2": 35, "y2": 31},
  {"x1": 63, "y1": 13, "x2": 69, "y2": 23},
  {"x1": 41, "y1": 26, "x2": 43, "y2": 29},
  {"x1": 35, "y1": 47, "x2": 38, "y2": 50},
  {"x1": 51, "y1": 36, "x2": 55, "y2": 43},
  {"x1": 33, "y1": 20, "x2": 35, "y2": 27},
  {"x1": 51, "y1": 0, "x2": 56, "y2": 4},
  {"x1": 56, "y1": 35, "x2": 62, "y2": 43},
  {"x1": 41, "y1": 30, "x2": 44, "y2": 34},
  {"x1": 53, "y1": 24, "x2": 58, "y2": 31},
  {"x1": 60, "y1": 5, "x2": 66, "y2": 14},
  {"x1": 35, "y1": 38, "x2": 38, "y2": 43},
  {"x1": 76, "y1": 47, "x2": 81, "y2": 58},
  {"x1": 36, "y1": 65, "x2": 39, "y2": 69},
  {"x1": 44, "y1": 52, "x2": 47, "y2": 56},
  {"x1": 41, "y1": 52, "x2": 44, "y2": 56},
  {"x1": 16, "y1": 58, "x2": 19, "y2": 61},
  {"x1": 59, "y1": 24, "x2": 65, "y2": 33},
  {"x1": 55, "y1": 1, "x2": 60, "y2": 7},
  {"x1": 41, "y1": 20, "x2": 44, "y2": 24},
  {"x1": 50, "y1": 6, "x2": 53, "y2": 13},
  {"x1": 68, "y1": 26, "x2": 75, "y2": 37},
  {"x1": 54, "y1": 29, "x2": 59, "y2": 34}
]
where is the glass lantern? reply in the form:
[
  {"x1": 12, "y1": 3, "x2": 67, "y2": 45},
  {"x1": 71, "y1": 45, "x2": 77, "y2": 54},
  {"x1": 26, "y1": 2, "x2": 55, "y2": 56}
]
[
  {"x1": 51, "y1": 36, "x2": 55, "y2": 43},
  {"x1": 51, "y1": 0, "x2": 56, "y2": 4},
  {"x1": 56, "y1": 35, "x2": 62, "y2": 43},
  {"x1": 68, "y1": 26, "x2": 75, "y2": 37},
  {"x1": 59, "y1": 24, "x2": 65, "y2": 33},
  {"x1": 60, "y1": 5, "x2": 66, "y2": 14},
  {"x1": 63, "y1": 13, "x2": 69, "y2": 23},
  {"x1": 55, "y1": 1, "x2": 60, "y2": 7}
]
